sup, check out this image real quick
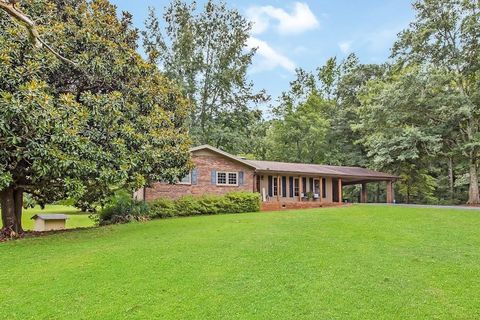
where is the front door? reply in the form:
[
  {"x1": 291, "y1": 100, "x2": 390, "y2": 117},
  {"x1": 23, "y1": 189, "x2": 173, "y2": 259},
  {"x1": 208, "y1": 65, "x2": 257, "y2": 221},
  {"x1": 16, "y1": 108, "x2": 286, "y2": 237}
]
[{"x1": 314, "y1": 179, "x2": 320, "y2": 196}]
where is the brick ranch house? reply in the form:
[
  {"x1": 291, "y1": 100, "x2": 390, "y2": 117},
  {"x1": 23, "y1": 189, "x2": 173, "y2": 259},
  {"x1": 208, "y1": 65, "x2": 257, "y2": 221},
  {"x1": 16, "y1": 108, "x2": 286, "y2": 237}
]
[{"x1": 134, "y1": 145, "x2": 399, "y2": 210}]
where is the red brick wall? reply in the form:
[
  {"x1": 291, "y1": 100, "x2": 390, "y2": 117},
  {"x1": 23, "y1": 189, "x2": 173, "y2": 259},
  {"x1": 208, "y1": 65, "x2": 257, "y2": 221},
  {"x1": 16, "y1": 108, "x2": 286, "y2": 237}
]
[{"x1": 145, "y1": 149, "x2": 255, "y2": 201}]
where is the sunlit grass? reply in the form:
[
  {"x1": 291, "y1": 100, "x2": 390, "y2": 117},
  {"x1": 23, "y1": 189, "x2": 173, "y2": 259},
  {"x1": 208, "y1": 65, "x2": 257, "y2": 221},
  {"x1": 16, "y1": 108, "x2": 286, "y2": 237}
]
[
  {"x1": 2, "y1": 205, "x2": 479, "y2": 319},
  {"x1": 22, "y1": 205, "x2": 94, "y2": 230}
]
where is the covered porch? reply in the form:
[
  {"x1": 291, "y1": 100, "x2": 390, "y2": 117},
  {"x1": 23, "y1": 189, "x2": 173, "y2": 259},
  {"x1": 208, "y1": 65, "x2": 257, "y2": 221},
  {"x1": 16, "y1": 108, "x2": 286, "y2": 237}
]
[
  {"x1": 243, "y1": 159, "x2": 399, "y2": 211},
  {"x1": 253, "y1": 172, "x2": 397, "y2": 211}
]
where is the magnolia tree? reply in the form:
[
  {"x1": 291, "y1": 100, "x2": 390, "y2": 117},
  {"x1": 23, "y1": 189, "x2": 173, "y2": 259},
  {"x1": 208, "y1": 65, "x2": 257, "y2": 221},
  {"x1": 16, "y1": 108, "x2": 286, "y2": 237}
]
[{"x1": 0, "y1": 0, "x2": 192, "y2": 234}]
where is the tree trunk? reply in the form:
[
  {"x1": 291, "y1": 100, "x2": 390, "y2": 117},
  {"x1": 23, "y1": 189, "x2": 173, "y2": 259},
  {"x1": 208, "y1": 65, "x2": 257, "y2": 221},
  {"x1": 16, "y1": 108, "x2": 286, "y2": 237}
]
[
  {"x1": 0, "y1": 188, "x2": 14, "y2": 229},
  {"x1": 0, "y1": 187, "x2": 23, "y2": 234},
  {"x1": 467, "y1": 160, "x2": 480, "y2": 205},
  {"x1": 448, "y1": 157, "x2": 454, "y2": 202},
  {"x1": 406, "y1": 184, "x2": 411, "y2": 204},
  {"x1": 14, "y1": 188, "x2": 24, "y2": 233}
]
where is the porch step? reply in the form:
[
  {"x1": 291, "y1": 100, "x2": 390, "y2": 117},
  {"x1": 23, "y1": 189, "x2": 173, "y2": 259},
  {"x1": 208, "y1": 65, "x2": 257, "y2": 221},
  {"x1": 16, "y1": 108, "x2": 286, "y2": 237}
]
[{"x1": 260, "y1": 201, "x2": 343, "y2": 211}]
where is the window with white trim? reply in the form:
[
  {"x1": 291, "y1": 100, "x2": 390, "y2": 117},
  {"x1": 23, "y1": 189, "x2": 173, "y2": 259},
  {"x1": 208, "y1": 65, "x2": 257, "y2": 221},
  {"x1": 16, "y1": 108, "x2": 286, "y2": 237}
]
[
  {"x1": 294, "y1": 178, "x2": 299, "y2": 196},
  {"x1": 217, "y1": 171, "x2": 238, "y2": 186},
  {"x1": 228, "y1": 173, "x2": 237, "y2": 185},
  {"x1": 160, "y1": 171, "x2": 191, "y2": 184},
  {"x1": 178, "y1": 172, "x2": 191, "y2": 184}
]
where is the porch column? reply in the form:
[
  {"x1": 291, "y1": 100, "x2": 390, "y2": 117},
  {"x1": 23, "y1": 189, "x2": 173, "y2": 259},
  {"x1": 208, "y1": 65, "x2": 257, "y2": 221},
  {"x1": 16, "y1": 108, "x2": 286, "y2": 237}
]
[
  {"x1": 285, "y1": 176, "x2": 290, "y2": 199},
  {"x1": 360, "y1": 183, "x2": 368, "y2": 203},
  {"x1": 298, "y1": 176, "x2": 302, "y2": 201},
  {"x1": 277, "y1": 176, "x2": 280, "y2": 201},
  {"x1": 386, "y1": 180, "x2": 394, "y2": 203},
  {"x1": 338, "y1": 178, "x2": 343, "y2": 203}
]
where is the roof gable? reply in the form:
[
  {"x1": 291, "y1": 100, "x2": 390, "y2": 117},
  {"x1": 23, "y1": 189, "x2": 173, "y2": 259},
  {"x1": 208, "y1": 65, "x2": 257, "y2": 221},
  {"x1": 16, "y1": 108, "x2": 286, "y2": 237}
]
[{"x1": 189, "y1": 145, "x2": 257, "y2": 169}]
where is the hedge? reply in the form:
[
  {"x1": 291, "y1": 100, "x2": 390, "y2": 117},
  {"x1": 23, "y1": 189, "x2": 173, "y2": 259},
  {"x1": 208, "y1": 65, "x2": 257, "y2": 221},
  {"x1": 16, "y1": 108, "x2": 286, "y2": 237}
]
[
  {"x1": 99, "y1": 197, "x2": 151, "y2": 225},
  {"x1": 99, "y1": 192, "x2": 260, "y2": 225}
]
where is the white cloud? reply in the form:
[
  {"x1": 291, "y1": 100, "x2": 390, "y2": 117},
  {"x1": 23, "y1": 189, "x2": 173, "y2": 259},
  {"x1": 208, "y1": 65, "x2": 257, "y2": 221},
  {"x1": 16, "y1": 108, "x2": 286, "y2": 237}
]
[
  {"x1": 247, "y1": 2, "x2": 319, "y2": 35},
  {"x1": 338, "y1": 41, "x2": 352, "y2": 54},
  {"x1": 246, "y1": 37, "x2": 296, "y2": 73},
  {"x1": 247, "y1": 8, "x2": 270, "y2": 34}
]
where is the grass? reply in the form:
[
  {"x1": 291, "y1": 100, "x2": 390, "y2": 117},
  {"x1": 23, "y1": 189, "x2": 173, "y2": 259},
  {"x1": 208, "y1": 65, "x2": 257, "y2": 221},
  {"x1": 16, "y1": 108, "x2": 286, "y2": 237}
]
[
  {"x1": 1, "y1": 205, "x2": 480, "y2": 319},
  {"x1": 21, "y1": 205, "x2": 94, "y2": 230}
]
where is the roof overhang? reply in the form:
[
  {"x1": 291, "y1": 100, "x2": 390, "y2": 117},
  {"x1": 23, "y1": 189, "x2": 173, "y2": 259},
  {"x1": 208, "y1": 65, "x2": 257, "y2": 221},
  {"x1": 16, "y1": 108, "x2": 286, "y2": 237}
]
[{"x1": 254, "y1": 169, "x2": 398, "y2": 182}]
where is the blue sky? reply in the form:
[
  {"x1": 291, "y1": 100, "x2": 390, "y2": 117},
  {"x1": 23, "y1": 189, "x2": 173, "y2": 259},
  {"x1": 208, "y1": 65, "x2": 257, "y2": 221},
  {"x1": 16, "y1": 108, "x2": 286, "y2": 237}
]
[{"x1": 111, "y1": 0, "x2": 414, "y2": 107}]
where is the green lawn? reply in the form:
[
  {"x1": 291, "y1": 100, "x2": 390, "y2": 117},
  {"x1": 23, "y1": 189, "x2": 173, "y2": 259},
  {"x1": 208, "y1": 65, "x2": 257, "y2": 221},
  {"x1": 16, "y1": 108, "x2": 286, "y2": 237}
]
[
  {"x1": 1, "y1": 205, "x2": 480, "y2": 319},
  {"x1": 21, "y1": 205, "x2": 94, "y2": 230}
]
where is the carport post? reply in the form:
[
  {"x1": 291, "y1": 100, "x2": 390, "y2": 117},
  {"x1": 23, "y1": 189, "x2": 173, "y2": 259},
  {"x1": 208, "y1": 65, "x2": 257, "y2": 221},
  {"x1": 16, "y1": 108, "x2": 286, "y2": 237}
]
[
  {"x1": 360, "y1": 183, "x2": 368, "y2": 203},
  {"x1": 338, "y1": 178, "x2": 343, "y2": 203},
  {"x1": 386, "y1": 180, "x2": 394, "y2": 203}
]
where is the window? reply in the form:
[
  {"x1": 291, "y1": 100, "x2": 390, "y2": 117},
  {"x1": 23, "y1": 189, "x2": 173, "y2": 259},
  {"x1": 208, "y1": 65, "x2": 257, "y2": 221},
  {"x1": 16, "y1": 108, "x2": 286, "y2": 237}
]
[
  {"x1": 166, "y1": 171, "x2": 191, "y2": 184},
  {"x1": 294, "y1": 178, "x2": 299, "y2": 196},
  {"x1": 217, "y1": 172, "x2": 227, "y2": 184},
  {"x1": 178, "y1": 172, "x2": 191, "y2": 184},
  {"x1": 281, "y1": 176, "x2": 287, "y2": 197},
  {"x1": 217, "y1": 171, "x2": 238, "y2": 186},
  {"x1": 228, "y1": 172, "x2": 237, "y2": 185},
  {"x1": 273, "y1": 176, "x2": 278, "y2": 196},
  {"x1": 314, "y1": 179, "x2": 320, "y2": 195}
]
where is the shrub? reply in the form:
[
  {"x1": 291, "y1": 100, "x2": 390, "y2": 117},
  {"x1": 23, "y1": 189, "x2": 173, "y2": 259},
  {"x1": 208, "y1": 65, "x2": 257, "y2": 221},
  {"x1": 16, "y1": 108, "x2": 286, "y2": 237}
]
[
  {"x1": 100, "y1": 192, "x2": 260, "y2": 225},
  {"x1": 174, "y1": 192, "x2": 260, "y2": 216},
  {"x1": 195, "y1": 195, "x2": 226, "y2": 215},
  {"x1": 150, "y1": 198, "x2": 176, "y2": 219},
  {"x1": 224, "y1": 192, "x2": 260, "y2": 213},
  {"x1": 99, "y1": 198, "x2": 151, "y2": 225},
  {"x1": 174, "y1": 195, "x2": 203, "y2": 216}
]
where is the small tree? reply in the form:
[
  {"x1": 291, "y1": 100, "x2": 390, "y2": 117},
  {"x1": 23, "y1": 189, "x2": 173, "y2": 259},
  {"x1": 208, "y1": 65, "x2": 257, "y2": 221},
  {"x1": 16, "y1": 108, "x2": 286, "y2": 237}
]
[{"x1": 0, "y1": 0, "x2": 192, "y2": 234}]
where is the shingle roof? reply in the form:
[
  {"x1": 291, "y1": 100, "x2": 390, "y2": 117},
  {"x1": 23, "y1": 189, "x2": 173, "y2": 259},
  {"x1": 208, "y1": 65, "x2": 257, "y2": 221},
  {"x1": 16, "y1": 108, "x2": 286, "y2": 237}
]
[
  {"x1": 190, "y1": 145, "x2": 398, "y2": 180},
  {"x1": 31, "y1": 214, "x2": 69, "y2": 220},
  {"x1": 245, "y1": 160, "x2": 398, "y2": 179}
]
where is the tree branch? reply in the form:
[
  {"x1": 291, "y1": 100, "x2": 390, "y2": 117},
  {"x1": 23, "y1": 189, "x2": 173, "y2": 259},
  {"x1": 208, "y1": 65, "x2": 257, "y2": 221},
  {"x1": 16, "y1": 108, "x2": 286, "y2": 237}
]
[{"x1": 0, "y1": 0, "x2": 77, "y2": 66}]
